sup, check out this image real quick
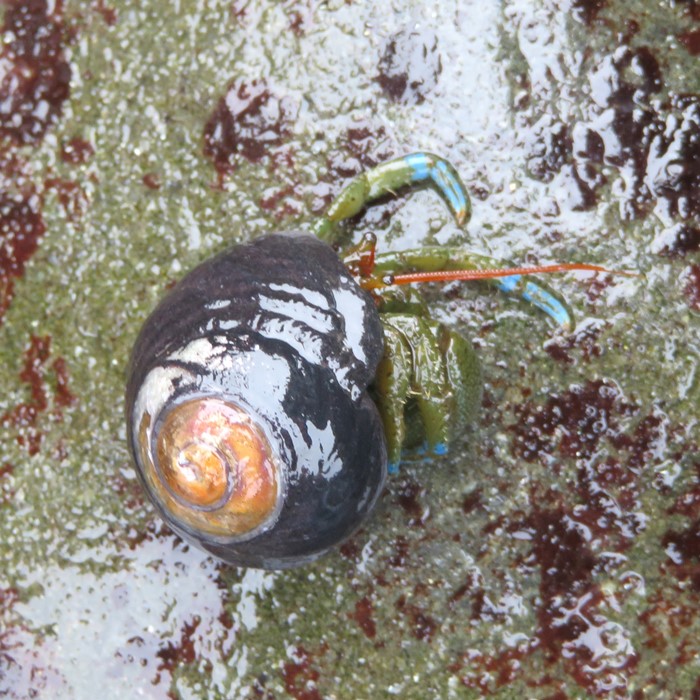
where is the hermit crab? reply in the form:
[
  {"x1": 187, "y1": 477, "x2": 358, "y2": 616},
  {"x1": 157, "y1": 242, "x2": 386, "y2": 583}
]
[{"x1": 126, "y1": 153, "x2": 610, "y2": 569}]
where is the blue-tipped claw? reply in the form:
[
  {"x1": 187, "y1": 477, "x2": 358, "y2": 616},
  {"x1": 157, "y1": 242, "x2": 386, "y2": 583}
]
[
  {"x1": 388, "y1": 441, "x2": 449, "y2": 474},
  {"x1": 313, "y1": 152, "x2": 472, "y2": 244},
  {"x1": 404, "y1": 153, "x2": 471, "y2": 226},
  {"x1": 431, "y1": 442, "x2": 448, "y2": 456},
  {"x1": 496, "y1": 275, "x2": 575, "y2": 329}
]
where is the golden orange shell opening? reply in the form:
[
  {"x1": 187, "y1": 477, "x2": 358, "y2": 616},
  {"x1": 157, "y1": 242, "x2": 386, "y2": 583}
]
[{"x1": 139, "y1": 397, "x2": 280, "y2": 538}]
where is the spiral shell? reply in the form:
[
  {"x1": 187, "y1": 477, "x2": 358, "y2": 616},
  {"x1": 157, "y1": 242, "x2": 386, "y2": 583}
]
[{"x1": 126, "y1": 232, "x2": 387, "y2": 569}]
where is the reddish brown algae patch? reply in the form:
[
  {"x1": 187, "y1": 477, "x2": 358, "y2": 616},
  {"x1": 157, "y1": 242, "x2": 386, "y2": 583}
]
[
  {"x1": 1, "y1": 335, "x2": 76, "y2": 455},
  {"x1": 0, "y1": 0, "x2": 71, "y2": 145},
  {"x1": 0, "y1": 0, "x2": 74, "y2": 322},
  {"x1": 376, "y1": 29, "x2": 442, "y2": 106},
  {"x1": 203, "y1": 78, "x2": 296, "y2": 182},
  {"x1": 445, "y1": 375, "x2": 693, "y2": 695},
  {"x1": 60, "y1": 137, "x2": 94, "y2": 166},
  {"x1": 349, "y1": 596, "x2": 378, "y2": 640},
  {"x1": 684, "y1": 265, "x2": 700, "y2": 311},
  {"x1": 281, "y1": 645, "x2": 325, "y2": 700},
  {"x1": 0, "y1": 168, "x2": 46, "y2": 324}
]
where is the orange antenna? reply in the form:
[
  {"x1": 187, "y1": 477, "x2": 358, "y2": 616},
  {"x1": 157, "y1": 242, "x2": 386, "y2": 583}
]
[{"x1": 382, "y1": 263, "x2": 637, "y2": 288}]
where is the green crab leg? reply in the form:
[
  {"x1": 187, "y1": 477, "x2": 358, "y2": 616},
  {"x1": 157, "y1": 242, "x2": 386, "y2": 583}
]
[
  {"x1": 375, "y1": 315, "x2": 482, "y2": 473},
  {"x1": 371, "y1": 246, "x2": 584, "y2": 330},
  {"x1": 373, "y1": 320, "x2": 413, "y2": 472},
  {"x1": 375, "y1": 316, "x2": 455, "y2": 473},
  {"x1": 311, "y1": 153, "x2": 471, "y2": 244}
]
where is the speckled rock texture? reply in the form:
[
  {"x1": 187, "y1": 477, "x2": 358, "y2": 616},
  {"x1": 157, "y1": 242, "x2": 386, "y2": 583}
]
[{"x1": 0, "y1": 1, "x2": 698, "y2": 698}]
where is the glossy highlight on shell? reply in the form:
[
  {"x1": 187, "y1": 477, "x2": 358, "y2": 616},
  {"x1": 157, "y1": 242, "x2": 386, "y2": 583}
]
[{"x1": 126, "y1": 232, "x2": 387, "y2": 569}]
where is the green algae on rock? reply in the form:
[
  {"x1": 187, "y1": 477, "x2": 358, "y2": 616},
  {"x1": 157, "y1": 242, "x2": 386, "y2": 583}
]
[{"x1": 0, "y1": 0, "x2": 699, "y2": 698}]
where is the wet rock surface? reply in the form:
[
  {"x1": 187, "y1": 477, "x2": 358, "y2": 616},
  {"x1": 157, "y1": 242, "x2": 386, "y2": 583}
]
[{"x1": 0, "y1": 1, "x2": 698, "y2": 698}]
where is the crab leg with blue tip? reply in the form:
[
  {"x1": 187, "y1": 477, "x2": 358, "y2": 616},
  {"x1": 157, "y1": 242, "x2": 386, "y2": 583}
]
[
  {"x1": 313, "y1": 151, "x2": 471, "y2": 240},
  {"x1": 312, "y1": 152, "x2": 625, "y2": 472}
]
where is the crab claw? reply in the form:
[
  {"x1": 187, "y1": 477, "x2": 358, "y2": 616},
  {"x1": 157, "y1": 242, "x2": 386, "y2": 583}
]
[{"x1": 312, "y1": 152, "x2": 472, "y2": 243}]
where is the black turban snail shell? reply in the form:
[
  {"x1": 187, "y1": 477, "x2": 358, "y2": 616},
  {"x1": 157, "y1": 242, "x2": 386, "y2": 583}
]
[
  {"x1": 126, "y1": 153, "x2": 612, "y2": 569},
  {"x1": 126, "y1": 232, "x2": 387, "y2": 569}
]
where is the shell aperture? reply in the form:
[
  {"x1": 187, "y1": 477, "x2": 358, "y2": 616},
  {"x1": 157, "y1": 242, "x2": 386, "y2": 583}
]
[{"x1": 153, "y1": 397, "x2": 279, "y2": 530}]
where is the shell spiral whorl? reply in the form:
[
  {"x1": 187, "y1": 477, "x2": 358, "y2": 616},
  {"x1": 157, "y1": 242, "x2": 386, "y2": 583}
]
[{"x1": 126, "y1": 232, "x2": 388, "y2": 569}]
